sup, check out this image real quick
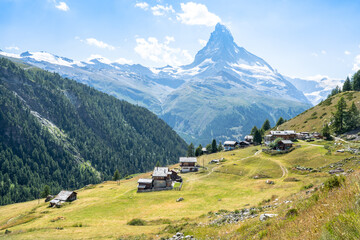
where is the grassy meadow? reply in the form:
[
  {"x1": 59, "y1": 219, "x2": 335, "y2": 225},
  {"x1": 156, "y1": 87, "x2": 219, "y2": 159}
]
[{"x1": 0, "y1": 140, "x2": 358, "y2": 239}]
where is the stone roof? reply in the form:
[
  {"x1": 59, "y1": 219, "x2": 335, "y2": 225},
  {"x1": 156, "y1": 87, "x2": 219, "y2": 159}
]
[
  {"x1": 179, "y1": 157, "x2": 197, "y2": 163},
  {"x1": 138, "y1": 178, "x2": 153, "y2": 184},
  {"x1": 270, "y1": 130, "x2": 296, "y2": 135},
  {"x1": 224, "y1": 141, "x2": 238, "y2": 145},
  {"x1": 280, "y1": 140, "x2": 293, "y2": 144},
  {"x1": 54, "y1": 190, "x2": 76, "y2": 201},
  {"x1": 152, "y1": 167, "x2": 170, "y2": 177}
]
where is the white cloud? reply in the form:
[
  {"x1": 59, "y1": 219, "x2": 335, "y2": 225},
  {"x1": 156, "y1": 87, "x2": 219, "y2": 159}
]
[
  {"x1": 55, "y1": 2, "x2": 69, "y2": 11},
  {"x1": 5, "y1": 46, "x2": 20, "y2": 51},
  {"x1": 344, "y1": 50, "x2": 351, "y2": 55},
  {"x1": 151, "y1": 4, "x2": 175, "y2": 16},
  {"x1": 177, "y1": 2, "x2": 221, "y2": 27},
  {"x1": 135, "y1": 2, "x2": 149, "y2": 10},
  {"x1": 83, "y1": 38, "x2": 115, "y2": 50},
  {"x1": 114, "y1": 58, "x2": 133, "y2": 65},
  {"x1": 134, "y1": 36, "x2": 193, "y2": 66},
  {"x1": 165, "y1": 36, "x2": 175, "y2": 44},
  {"x1": 311, "y1": 53, "x2": 318, "y2": 57},
  {"x1": 198, "y1": 39, "x2": 207, "y2": 47},
  {"x1": 353, "y1": 54, "x2": 360, "y2": 72},
  {"x1": 321, "y1": 50, "x2": 327, "y2": 54}
]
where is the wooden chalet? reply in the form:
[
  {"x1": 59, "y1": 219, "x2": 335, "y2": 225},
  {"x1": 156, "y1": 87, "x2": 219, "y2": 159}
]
[
  {"x1": 49, "y1": 190, "x2": 77, "y2": 207},
  {"x1": 152, "y1": 167, "x2": 173, "y2": 189},
  {"x1": 239, "y1": 141, "x2": 250, "y2": 148},
  {"x1": 265, "y1": 130, "x2": 296, "y2": 143},
  {"x1": 179, "y1": 157, "x2": 198, "y2": 173},
  {"x1": 137, "y1": 178, "x2": 153, "y2": 192},
  {"x1": 244, "y1": 135, "x2": 253, "y2": 143},
  {"x1": 223, "y1": 141, "x2": 238, "y2": 151},
  {"x1": 277, "y1": 140, "x2": 293, "y2": 150}
]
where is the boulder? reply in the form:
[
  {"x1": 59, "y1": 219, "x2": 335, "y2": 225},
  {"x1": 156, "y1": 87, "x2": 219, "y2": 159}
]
[
  {"x1": 45, "y1": 195, "x2": 54, "y2": 202},
  {"x1": 176, "y1": 197, "x2": 184, "y2": 202},
  {"x1": 329, "y1": 168, "x2": 344, "y2": 174},
  {"x1": 259, "y1": 213, "x2": 278, "y2": 222},
  {"x1": 266, "y1": 180, "x2": 275, "y2": 185}
]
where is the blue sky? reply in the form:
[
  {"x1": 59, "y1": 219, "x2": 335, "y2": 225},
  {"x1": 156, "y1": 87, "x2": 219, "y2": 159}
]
[{"x1": 1, "y1": 0, "x2": 360, "y2": 79}]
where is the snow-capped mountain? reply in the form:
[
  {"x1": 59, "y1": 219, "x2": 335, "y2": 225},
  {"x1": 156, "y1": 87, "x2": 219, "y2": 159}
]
[
  {"x1": 0, "y1": 24, "x2": 314, "y2": 144},
  {"x1": 285, "y1": 75, "x2": 344, "y2": 105}
]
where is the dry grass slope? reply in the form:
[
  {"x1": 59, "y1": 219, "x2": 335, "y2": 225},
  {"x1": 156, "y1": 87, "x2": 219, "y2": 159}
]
[
  {"x1": 0, "y1": 141, "x2": 358, "y2": 239},
  {"x1": 279, "y1": 91, "x2": 360, "y2": 133}
]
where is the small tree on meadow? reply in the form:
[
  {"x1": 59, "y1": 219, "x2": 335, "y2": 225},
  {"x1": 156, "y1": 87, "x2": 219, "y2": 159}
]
[
  {"x1": 195, "y1": 144, "x2": 203, "y2": 156},
  {"x1": 113, "y1": 169, "x2": 121, "y2": 185},
  {"x1": 322, "y1": 123, "x2": 331, "y2": 140},
  {"x1": 41, "y1": 185, "x2": 51, "y2": 198},
  {"x1": 218, "y1": 141, "x2": 223, "y2": 152}
]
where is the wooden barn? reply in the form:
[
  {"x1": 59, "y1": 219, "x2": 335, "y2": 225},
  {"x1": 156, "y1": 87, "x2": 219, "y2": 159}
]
[
  {"x1": 179, "y1": 157, "x2": 198, "y2": 173},
  {"x1": 49, "y1": 190, "x2": 77, "y2": 207},
  {"x1": 277, "y1": 140, "x2": 293, "y2": 150},
  {"x1": 137, "y1": 178, "x2": 153, "y2": 192}
]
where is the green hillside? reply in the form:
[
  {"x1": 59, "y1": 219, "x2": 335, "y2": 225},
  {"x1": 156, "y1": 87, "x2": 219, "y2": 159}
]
[
  {"x1": 0, "y1": 58, "x2": 187, "y2": 205},
  {"x1": 1, "y1": 140, "x2": 359, "y2": 239},
  {"x1": 278, "y1": 91, "x2": 360, "y2": 133}
]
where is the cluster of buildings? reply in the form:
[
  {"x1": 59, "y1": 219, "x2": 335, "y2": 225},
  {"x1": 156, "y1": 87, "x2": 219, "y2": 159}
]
[
  {"x1": 137, "y1": 157, "x2": 198, "y2": 192},
  {"x1": 223, "y1": 130, "x2": 323, "y2": 152}
]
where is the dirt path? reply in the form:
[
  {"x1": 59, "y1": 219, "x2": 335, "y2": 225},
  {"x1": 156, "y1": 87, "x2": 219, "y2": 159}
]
[{"x1": 186, "y1": 150, "x2": 261, "y2": 182}]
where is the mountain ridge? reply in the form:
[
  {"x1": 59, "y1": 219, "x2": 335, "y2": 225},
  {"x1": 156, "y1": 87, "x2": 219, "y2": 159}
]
[{"x1": 0, "y1": 24, "x2": 313, "y2": 144}]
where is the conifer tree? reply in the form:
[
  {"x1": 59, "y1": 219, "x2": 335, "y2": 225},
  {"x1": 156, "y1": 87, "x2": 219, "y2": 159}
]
[
  {"x1": 187, "y1": 143, "x2": 195, "y2": 157},
  {"x1": 332, "y1": 97, "x2": 347, "y2": 134},
  {"x1": 211, "y1": 139, "x2": 217, "y2": 153},
  {"x1": 322, "y1": 123, "x2": 331, "y2": 140},
  {"x1": 276, "y1": 117, "x2": 285, "y2": 127},
  {"x1": 218, "y1": 142, "x2": 223, "y2": 152},
  {"x1": 253, "y1": 129, "x2": 262, "y2": 145},
  {"x1": 346, "y1": 102, "x2": 359, "y2": 130},
  {"x1": 195, "y1": 144, "x2": 203, "y2": 156},
  {"x1": 342, "y1": 77, "x2": 352, "y2": 91},
  {"x1": 250, "y1": 126, "x2": 258, "y2": 135},
  {"x1": 352, "y1": 70, "x2": 360, "y2": 91},
  {"x1": 41, "y1": 185, "x2": 51, "y2": 198},
  {"x1": 261, "y1": 119, "x2": 271, "y2": 132}
]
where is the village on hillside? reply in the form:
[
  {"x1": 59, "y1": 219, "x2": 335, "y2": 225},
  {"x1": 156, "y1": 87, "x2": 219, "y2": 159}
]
[{"x1": 45, "y1": 122, "x2": 326, "y2": 206}]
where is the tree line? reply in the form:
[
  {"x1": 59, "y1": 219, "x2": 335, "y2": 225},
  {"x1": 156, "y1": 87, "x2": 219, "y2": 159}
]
[{"x1": 0, "y1": 58, "x2": 187, "y2": 205}]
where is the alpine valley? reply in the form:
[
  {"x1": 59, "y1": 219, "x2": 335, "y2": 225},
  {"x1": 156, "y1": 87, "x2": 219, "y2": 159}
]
[{"x1": 0, "y1": 24, "x2": 318, "y2": 144}]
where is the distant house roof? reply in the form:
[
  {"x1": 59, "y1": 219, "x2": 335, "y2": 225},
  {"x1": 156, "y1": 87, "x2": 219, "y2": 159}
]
[
  {"x1": 179, "y1": 157, "x2": 197, "y2": 163},
  {"x1": 54, "y1": 190, "x2": 76, "y2": 201},
  {"x1": 138, "y1": 178, "x2": 153, "y2": 184},
  {"x1": 245, "y1": 135, "x2": 253, "y2": 139},
  {"x1": 270, "y1": 130, "x2": 296, "y2": 135},
  {"x1": 280, "y1": 140, "x2": 293, "y2": 144},
  {"x1": 224, "y1": 141, "x2": 238, "y2": 146},
  {"x1": 202, "y1": 147, "x2": 207, "y2": 152},
  {"x1": 239, "y1": 141, "x2": 250, "y2": 145},
  {"x1": 152, "y1": 167, "x2": 170, "y2": 177}
]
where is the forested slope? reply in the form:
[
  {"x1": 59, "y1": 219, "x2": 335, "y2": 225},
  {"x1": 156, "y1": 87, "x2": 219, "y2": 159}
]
[{"x1": 0, "y1": 58, "x2": 187, "y2": 205}]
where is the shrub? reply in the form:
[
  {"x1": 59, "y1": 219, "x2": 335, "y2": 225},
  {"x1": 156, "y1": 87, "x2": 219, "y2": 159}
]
[
  {"x1": 301, "y1": 183, "x2": 314, "y2": 190},
  {"x1": 285, "y1": 208, "x2": 298, "y2": 219},
  {"x1": 127, "y1": 218, "x2": 146, "y2": 226},
  {"x1": 324, "y1": 176, "x2": 345, "y2": 191}
]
